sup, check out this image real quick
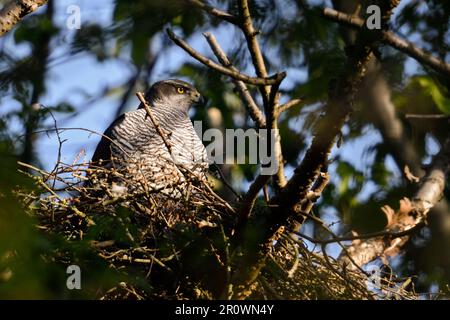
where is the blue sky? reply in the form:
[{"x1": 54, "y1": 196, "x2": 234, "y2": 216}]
[
  {"x1": 0, "y1": 0, "x2": 441, "y2": 206},
  {"x1": 0, "y1": 0, "x2": 445, "y2": 264}
]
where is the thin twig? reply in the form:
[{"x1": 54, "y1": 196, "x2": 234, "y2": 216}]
[
  {"x1": 184, "y1": 0, "x2": 239, "y2": 25},
  {"x1": 294, "y1": 221, "x2": 425, "y2": 245},
  {"x1": 20, "y1": 127, "x2": 131, "y2": 159},
  {"x1": 167, "y1": 29, "x2": 285, "y2": 86},
  {"x1": 211, "y1": 163, "x2": 242, "y2": 200},
  {"x1": 405, "y1": 114, "x2": 450, "y2": 120},
  {"x1": 136, "y1": 92, "x2": 173, "y2": 156},
  {"x1": 277, "y1": 98, "x2": 303, "y2": 115},
  {"x1": 203, "y1": 32, "x2": 266, "y2": 128},
  {"x1": 238, "y1": 174, "x2": 270, "y2": 221},
  {"x1": 323, "y1": 7, "x2": 450, "y2": 77},
  {"x1": 0, "y1": 0, "x2": 48, "y2": 37}
]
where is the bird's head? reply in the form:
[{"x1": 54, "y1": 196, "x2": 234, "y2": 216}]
[{"x1": 141, "y1": 79, "x2": 204, "y2": 114}]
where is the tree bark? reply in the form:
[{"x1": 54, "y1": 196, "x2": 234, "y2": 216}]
[
  {"x1": 340, "y1": 138, "x2": 450, "y2": 268},
  {"x1": 0, "y1": 0, "x2": 47, "y2": 37}
]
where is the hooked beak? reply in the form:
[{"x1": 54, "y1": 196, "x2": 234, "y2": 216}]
[{"x1": 192, "y1": 91, "x2": 207, "y2": 107}]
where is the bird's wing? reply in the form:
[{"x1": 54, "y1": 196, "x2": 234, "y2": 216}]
[{"x1": 90, "y1": 114, "x2": 126, "y2": 165}]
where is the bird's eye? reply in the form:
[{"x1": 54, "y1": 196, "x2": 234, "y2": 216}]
[{"x1": 177, "y1": 87, "x2": 185, "y2": 94}]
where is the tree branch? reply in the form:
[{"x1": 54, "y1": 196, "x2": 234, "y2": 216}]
[
  {"x1": 184, "y1": 0, "x2": 239, "y2": 25},
  {"x1": 237, "y1": 0, "x2": 270, "y2": 100},
  {"x1": 363, "y1": 55, "x2": 423, "y2": 176},
  {"x1": 340, "y1": 137, "x2": 450, "y2": 268},
  {"x1": 277, "y1": 98, "x2": 302, "y2": 115},
  {"x1": 238, "y1": 174, "x2": 271, "y2": 222},
  {"x1": 294, "y1": 221, "x2": 425, "y2": 245},
  {"x1": 136, "y1": 92, "x2": 173, "y2": 156},
  {"x1": 180, "y1": 0, "x2": 288, "y2": 210},
  {"x1": 323, "y1": 7, "x2": 450, "y2": 77},
  {"x1": 203, "y1": 32, "x2": 266, "y2": 128},
  {"x1": 332, "y1": 1, "x2": 450, "y2": 271},
  {"x1": 166, "y1": 29, "x2": 285, "y2": 86},
  {"x1": 289, "y1": 171, "x2": 330, "y2": 237},
  {"x1": 0, "y1": 0, "x2": 47, "y2": 37},
  {"x1": 229, "y1": 1, "x2": 402, "y2": 300}
]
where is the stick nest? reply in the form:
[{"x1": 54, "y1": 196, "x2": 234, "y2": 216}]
[{"x1": 15, "y1": 160, "x2": 419, "y2": 300}]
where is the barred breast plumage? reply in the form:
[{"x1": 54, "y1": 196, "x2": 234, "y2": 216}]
[{"x1": 88, "y1": 79, "x2": 208, "y2": 196}]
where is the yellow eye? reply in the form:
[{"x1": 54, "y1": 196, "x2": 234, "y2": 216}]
[{"x1": 177, "y1": 87, "x2": 185, "y2": 94}]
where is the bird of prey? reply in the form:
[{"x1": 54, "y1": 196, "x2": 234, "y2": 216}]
[{"x1": 88, "y1": 79, "x2": 209, "y2": 197}]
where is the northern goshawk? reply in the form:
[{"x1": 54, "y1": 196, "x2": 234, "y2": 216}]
[{"x1": 88, "y1": 79, "x2": 209, "y2": 196}]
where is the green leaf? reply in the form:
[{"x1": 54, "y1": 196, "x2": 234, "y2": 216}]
[{"x1": 416, "y1": 76, "x2": 450, "y2": 114}]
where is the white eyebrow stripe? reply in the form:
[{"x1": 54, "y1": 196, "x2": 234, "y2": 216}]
[{"x1": 164, "y1": 80, "x2": 194, "y2": 90}]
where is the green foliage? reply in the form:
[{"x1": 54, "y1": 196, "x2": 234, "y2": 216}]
[{"x1": 1, "y1": 0, "x2": 450, "y2": 299}]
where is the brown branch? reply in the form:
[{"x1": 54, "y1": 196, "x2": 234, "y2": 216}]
[
  {"x1": 238, "y1": 174, "x2": 271, "y2": 222},
  {"x1": 236, "y1": 3, "x2": 287, "y2": 195},
  {"x1": 340, "y1": 138, "x2": 450, "y2": 268},
  {"x1": 363, "y1": 54, "x2": 423, "y2": 176},
  {"x1": 136, "y1": 92, "x2": 173, "y2": 156},
  {"x1": 173, "y1": 0, "x2": 288, "y2": 205},
  {"x1": 323, "y1": 7, "x2": 450, "y2": 77},
  {"x1": 202, "y1": 30, "x2": 286, "y2": 214},
  {"x1": 277, "y1": 99, "x2": 302, "y2": 115},
  {"x1": 229, "y1": 1, "x2": 401, "y2": 299},
  {"x1": 266, "y1": 84, "x2": 287, "y2": 190},
  {"x1": 184, "y1": 0, "x2": 238, "y2": 25},
  {"x1": 383, "y1": 31, "x2": 450, "y2": 77},
  {"x1": 405, "y1": 114, "x2": 450, "y2": 120},
  {"x1": 237, "y1": 0, "x2": 270, "y2": 99},
  {"x1": 269, "y1": 46, "x2": 374, "y2": 222},
  {"x1": 166, "y1": 29, "x2": 285, "y2": 86},
  {"x1": 290, "y1": 171, "x2": 330, "y2": 236},
  {"x1": 300, "y1": 171, "x2": 330, "y2": 215},
  {"x1": 323, "y1": 7, "x2": 364, "y2": 28},
  {"x1": 294, "y1": 221, "x2": 425, "y2": 245},
  {"x1": 234, "y1": 0, "x2": 287, "y2": 188},
  {"x1": 203, "y1": 32, "x2": 266, "y2": 128},
  {"x1": 0, "y1": 0, "x2": 47, "y2": 37}
]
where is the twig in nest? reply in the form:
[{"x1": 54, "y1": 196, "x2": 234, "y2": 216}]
[{"x1": 136, "y1": 92, "x2": 173, "y2": 156}]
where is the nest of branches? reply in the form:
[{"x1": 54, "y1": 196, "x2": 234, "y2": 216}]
[{"x1": 15, "y1": 159, "x2": 419, "y2": 300}]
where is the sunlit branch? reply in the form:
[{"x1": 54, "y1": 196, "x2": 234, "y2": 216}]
[
  {"x1": 203, "y1": 32, "x2": 266, "y2": 128},
  {"x1": 184, "y1": 0, "x2": 239, "y2": 25},
  {"x1": 277, "y1": 99, "x2": 303, "y2": 115},
  {"x1": 167, "y1": 29, "x2": 285, "y2": 86},
  {"x1": 323, "y1": 7, "x2": 450, "y2": 77},
  {"x1": 340, "y1": 137, "x2": 450, "y2": 268},
  {"x1": 0, "y1": 0, "x2": 47, "y2": 37}
]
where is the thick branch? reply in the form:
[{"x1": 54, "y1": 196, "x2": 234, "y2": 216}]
[
  {"x1": 270, "y1": 42, "x2": 374, "y2": 222},
  {"x1": 383, "y1": 31, "x2": 450, "y2": 77},
  {"x1": 174, "y1": 0, "x2": 288, "y2": 205},
  {"x1": 363, "y1": 51, "x2": 423, "y2": 176},
  {"x1": 0, "y1": 0, "x2": 47, "y2": 37},
  {"x1": 202, "y1": 30, "x2": 286, "y2": 213},
  {"x1": 340, "y1": 138, "x2": 450, "y2": 268},
  {"x1": 167, "y1": 29, "x2": 285, "y2": 86},
  {"x1": 323, "y1": 7, "x2": 450, "y2": 77},
  {"x1": 237, "y1": 0, "x2": 269, "y2": 81}
]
